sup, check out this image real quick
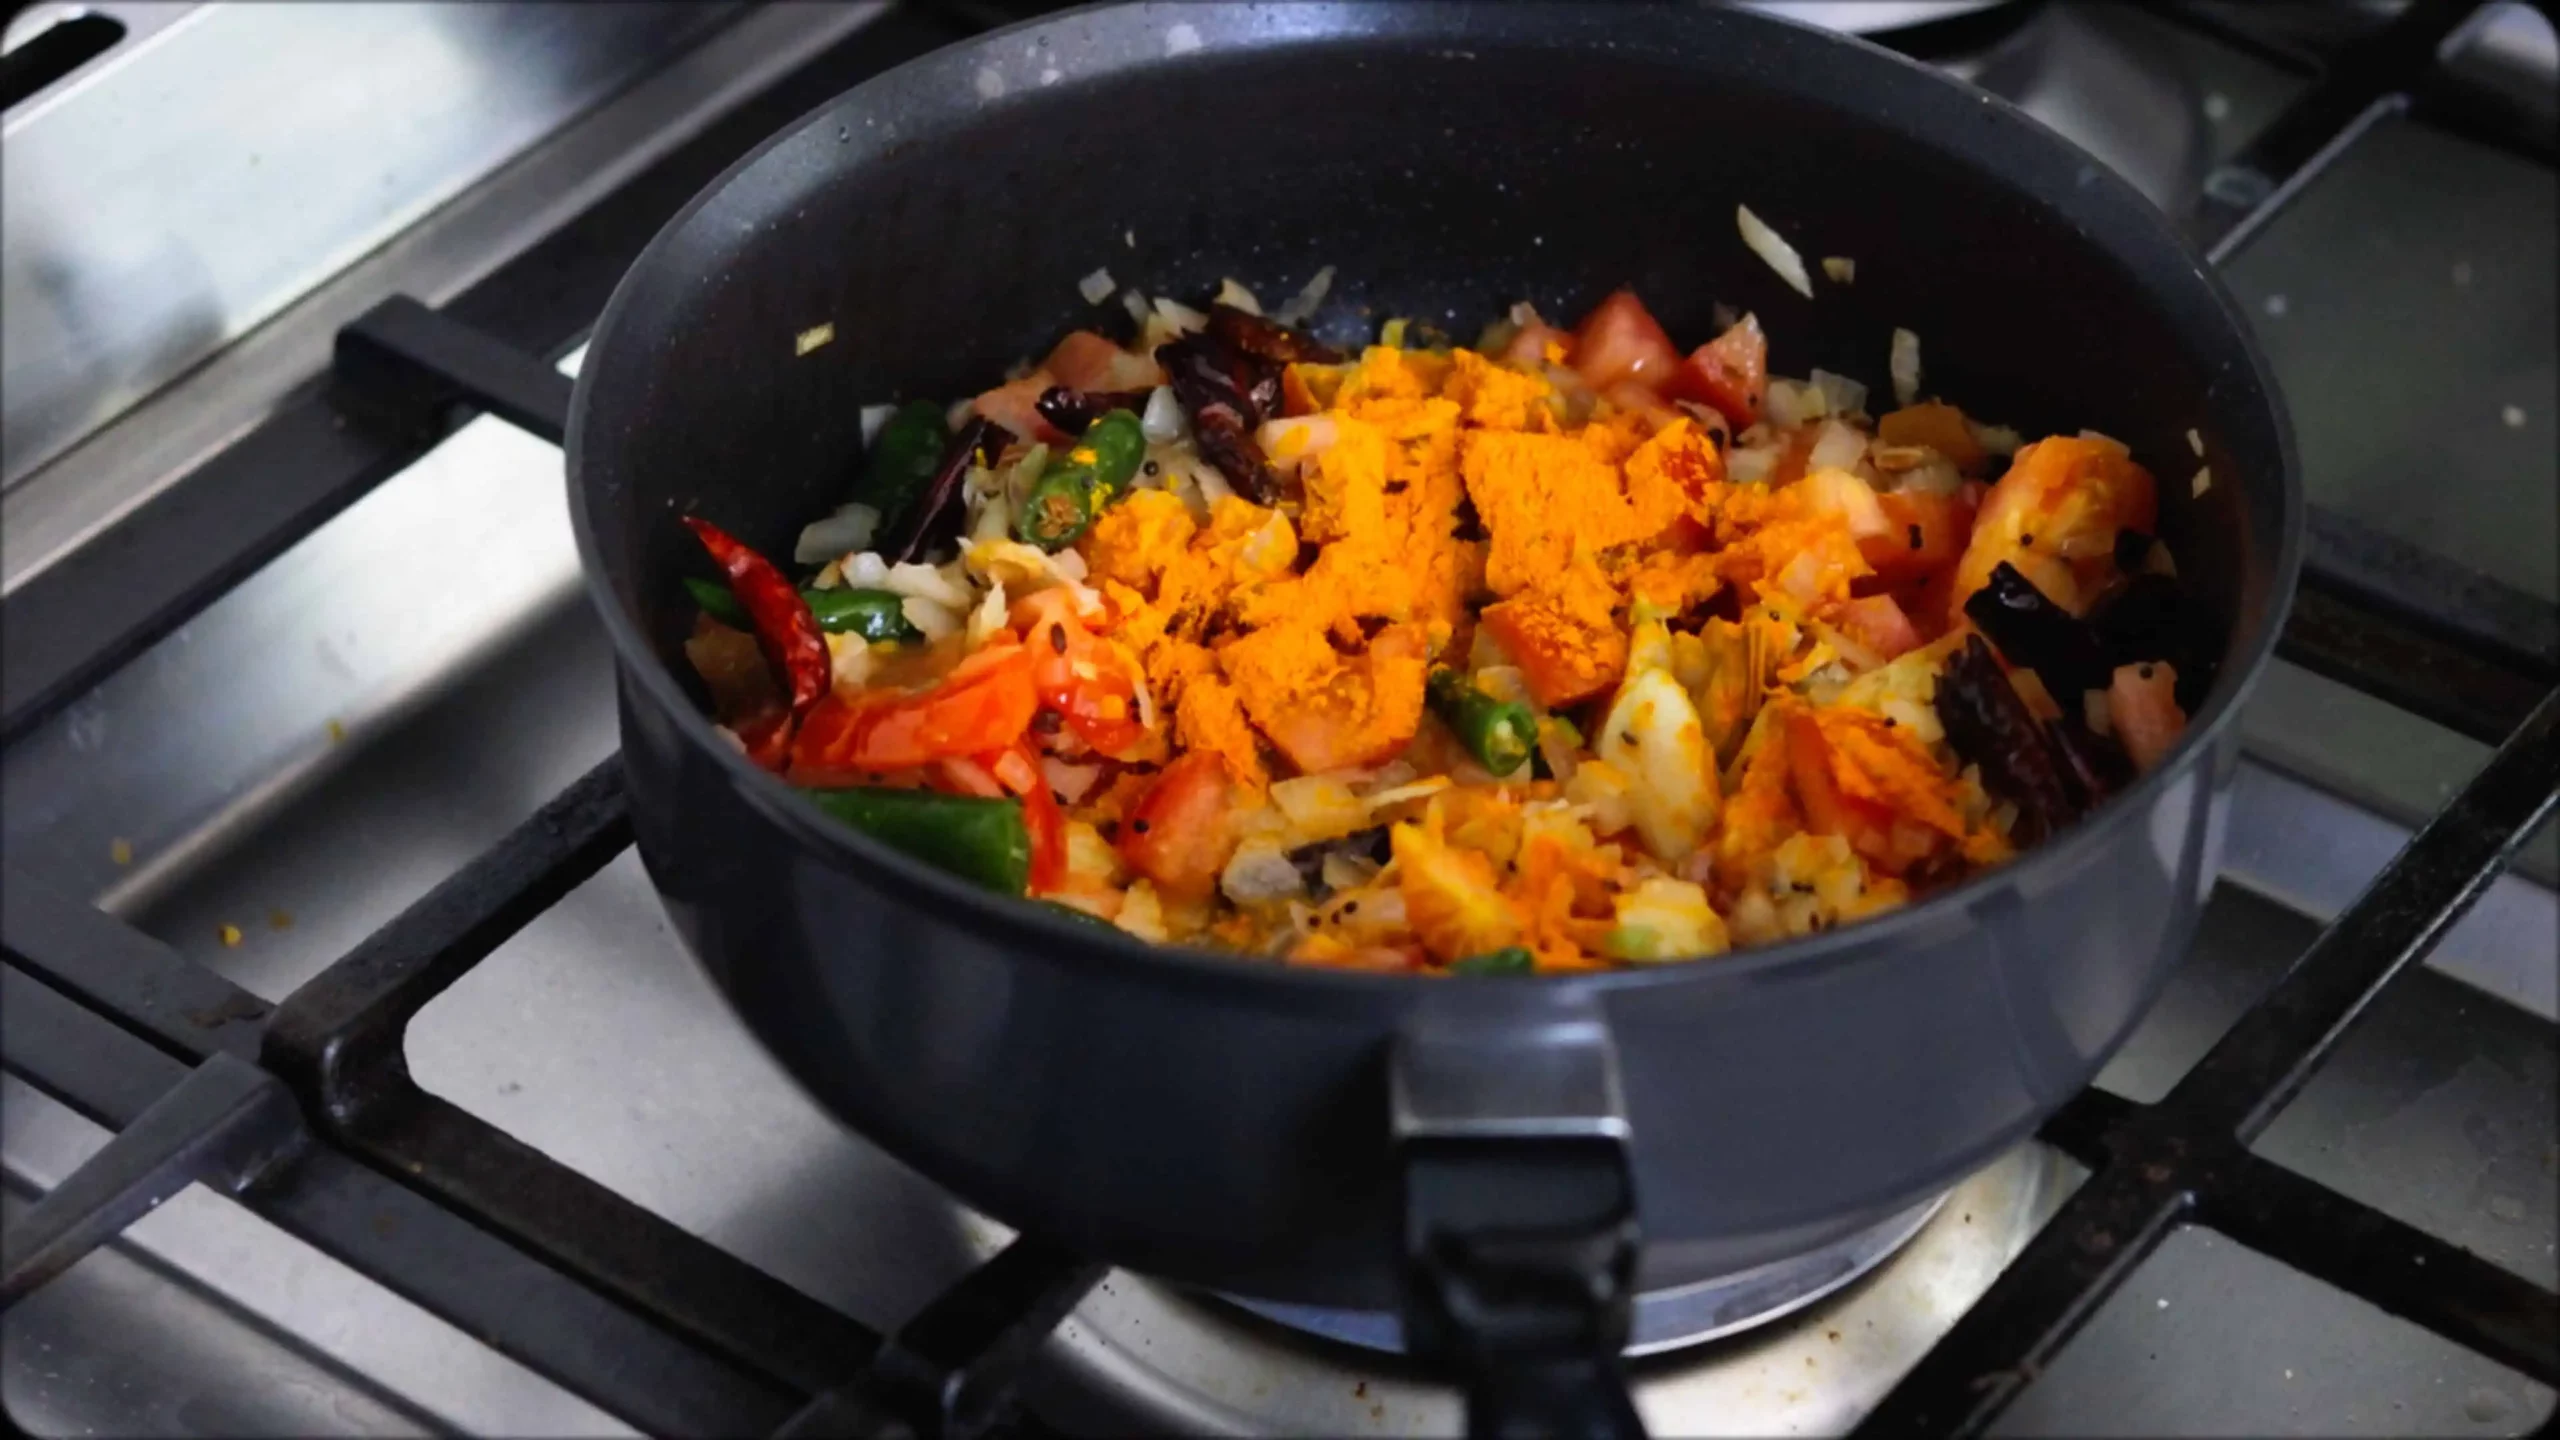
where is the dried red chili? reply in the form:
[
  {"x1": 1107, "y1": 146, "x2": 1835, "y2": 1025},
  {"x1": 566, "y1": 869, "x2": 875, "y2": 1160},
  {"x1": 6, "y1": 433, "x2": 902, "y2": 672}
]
[{"x1": 682, "y1": 516, "x2": 829, "y2": 715}]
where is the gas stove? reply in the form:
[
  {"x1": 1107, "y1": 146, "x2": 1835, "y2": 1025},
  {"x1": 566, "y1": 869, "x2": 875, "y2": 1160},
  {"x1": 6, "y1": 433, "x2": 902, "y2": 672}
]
[{"x1": 2, "y1": 2, "x2": 2554, "y2": 1436}]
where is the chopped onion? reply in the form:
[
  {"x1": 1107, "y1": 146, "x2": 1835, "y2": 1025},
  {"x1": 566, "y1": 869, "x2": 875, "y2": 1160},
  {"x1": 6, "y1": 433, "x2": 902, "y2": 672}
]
[
  {"x1": 966, "y1": 579, "x2": 1010, "y2": 648},
  {"x1": 1727, "y1": 445, "x2": 1780, "y2": 484},
  {"x1": 1221, "y1": 840, "x2": 1305, "y2": 904},
  {"x1": 2186, "y1": 427, "x2": 2206, "y2": 457},
  {"x1": 1122, "y1": 289, "x2": 1151, "y2": 326},
  {"x1": 1042, "y1": 756, "x2": 1104, "y2": 804},
  {"x1": 1806, "y1": 419, "x2": 1869, "y2": 475},
  {"x1": 1763, "y1": 377, "x2": 1827, "y2": 429},
  {"x1": 1078, "y1": 267, "x2": 1117, "y2": 304},
  {"x1": 1152, "y1": 296, "x2": 1209, "y2": 334},
  {"x1": 1364, "y1": 776, "x2": 1452, "y2": 812},
  {"x1": 1049, "y1": 547, "x2": 1088, "y2": 581},
  {"x1": 795, "y1": 502, "x2": 881, "y2": 564},
  {"x1": 2082, "y1": 688, "x2": 2114, "y2": 738},
  {"x1": 794, "y1": 323, "x2": 835, "y2": 356},
  {"x1": 859, "y1": 403, "x2": 896, "y2": 446},
  {"x1": 971, "y1": 494, "x2": 1012, "y2": 543},
  {"x1": 1810, "y1": 369, "x2": 1868, "y2": 420},
  {"x1": 1776, "y1": 549, "x2": 1827, "y2": 601},
  {"x1": 2191, "y1": 465, "x2": 2213, "y2": 497},
  {"x1": 1821, "y1": 256, "x2": 1857, "y2": 285},
  {"x1": 1889, "y1": 327, "x2": 1922, "y2": 407},
  {"x1": 1710, "y1": 300, "x2": 1740, "y2": 333},
  {"x1": 841, "y1": 551, "x2": 892, "y2": 588},
  {"x1": 1800, "y1": 466, "x2": 1890, "y2": 538},
  {"x1": 1895, "y1": 455, "x2": 1964, "y2": 497},
  {"x1": 1969, "y1": 419, "x2": 2025, "y2": 457},
  {"x1": 1214, "y1": 277, "x2": 1262, "y2": 314},
  {"x1": 1273, "y1": 264, "x2": 1335, "y2": 325},
  {"x1": 1737, "y1": 204, "x2": 1815, "y2": 299},
  {"x1": 901, "y1": 596, "x2": 961, "y2": 642},
  {"x1": 946, "y1": 398, "x2": 976, "y2": 431},
  {"x1": 826, "y1": 632, "x2": 872, "y2": 694},
  {"x1": 1192, "y1": 459, "x2": 1236, "y2": 506},
  {"x1": 1141, "y1": 384, "x2": 1186, "y2": 442},
  {"x1": 1257, "y1": 413, "x2": 1339, "y2": 474},
  {"x1": 883, "y1": 561, "x2": 972, "y2": 608}
]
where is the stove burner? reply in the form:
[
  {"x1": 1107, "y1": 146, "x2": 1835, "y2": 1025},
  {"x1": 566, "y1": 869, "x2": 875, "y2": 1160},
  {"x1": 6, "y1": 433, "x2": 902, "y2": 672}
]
[{"x1": 1223, "y1": 1192, "x2": 1949, "y2": 1357}]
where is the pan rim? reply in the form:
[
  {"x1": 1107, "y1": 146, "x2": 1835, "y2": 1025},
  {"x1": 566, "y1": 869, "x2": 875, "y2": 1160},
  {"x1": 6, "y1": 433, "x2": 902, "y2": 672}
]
[{"x1": 565, "y1": 0, "x2": 2304, "y2": 1003}]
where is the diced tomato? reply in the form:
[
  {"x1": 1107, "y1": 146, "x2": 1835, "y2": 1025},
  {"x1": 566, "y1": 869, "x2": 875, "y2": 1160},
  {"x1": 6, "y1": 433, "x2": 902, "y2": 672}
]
[
  {"x1": 1859, "y1": 486, "x2": 1978, "y2": 582},
  {"x1": 2108, "y1": 662, "x2": 2187, "y2": 773},
  {"x1": 1570, "y1": 289, "x2": 1681, "y2": 391},
  {"x1": 984, "y1": 743, "x2": 1068, "y2": 893},
  {"x1": 1834, "y1": 594, "x2": 1923, "y2": 662},
  {"x1": 1014, "y1": 589, "x2": 1147, "y2": 756},
  {"x1": 972, "y1": 372, "x2": 1068, "y2": 444},
  {"x1": 930, "y1": 754, "x2": 1006, "y2": 797},
  {"x1": 1500, "y1": 319, "x2": 1574, "y2": 370},
  {"x1": 1043, "y1": 330, "x2": 1164, "y2": 393},
  {"x1": 1479, "y1": 594, "x2": 1625, "y2": 709},
  {"x1": 1784, "y1": 709, "x2": 1902, "y2": 871},
  {"x1": 1118, "y1": 751, "x2": 1235, "y2": 900},
  {"x1": 1664, "y1": 313, "x2": 1767, "y2": 429},
  {"x1": 788, "y1": 643, "x2": 1039, "y2": 780}
]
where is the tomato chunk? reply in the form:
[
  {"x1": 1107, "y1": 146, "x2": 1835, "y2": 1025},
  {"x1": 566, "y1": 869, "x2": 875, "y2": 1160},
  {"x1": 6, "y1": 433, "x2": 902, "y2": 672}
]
[
  {"x1": 984, "y1": 742, "x2": 1068, "y2": 893},
  {"x1": 1859, "y1": 486, "x2": 1978, "y2": 583},
  {"x1": 2109, "y1": 662, "x2": 2187, "y2": 773},
  {"x1": 789, "y1": 643, "x2": 1038, "y2": 781},
  {"x1": 972, "y1": 373, "x2": 1068, "y2": 445},
  {"x1": 1118, "y1": 751, "x2": 1235, "y2": 901},
  {"x1": 1499, "y1": 319, "x2": 1574, "y2": 370},
  {"x1": 1570, "y1": 289, "x2": 1681, "y2": 391},
  {"x1": 1043, "y1": 330, "x2": 1164, "y2": 393},
  {"x1": 1665, "y1": 313, "x2": 1767, "y2": 428},
  {"x1": 1015, "y1": 589, "x2": 1147, "y2": 756},
  {"x1": 1834, "y1": 594, "x2": 1923, "y2": 662}
]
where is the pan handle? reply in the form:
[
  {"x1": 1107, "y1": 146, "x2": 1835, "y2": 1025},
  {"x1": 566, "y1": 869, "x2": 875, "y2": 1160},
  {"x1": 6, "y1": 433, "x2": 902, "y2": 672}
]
[{"x1": 1393, "y1": 1005, "x2": 1647, "y2": 1440}]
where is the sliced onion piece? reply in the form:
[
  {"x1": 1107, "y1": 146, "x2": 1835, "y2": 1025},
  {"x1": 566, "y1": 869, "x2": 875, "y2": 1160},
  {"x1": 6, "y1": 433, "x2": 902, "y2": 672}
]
[
  {"x1": 795, "y1": 502, "x2": 881, "y2": 564},
  {"x1": 1140, "y1": 384, "x2": 1186, "y2": 442},
  {"x1": 1889, "y1": 327, "x2": 1922, "y2": 407},
  {"x1": 1214, "y1": 277, "x2": 1262, "y2": 315},
  {"x1": 1809, "y1": 368, "x2": 1868, "y2": 421},
  {"x1": 1806, "y1": 418, "x2": 1869, "y2": 475},
  {"x1": 1737, "y1": 204, "x2": 1815, "y2": 299},
  {"x1": 1273, "y1": 264, "x2": 1335, "y2": 326},
  {"x1": 1727, "y1": 444, "x2": 1780, "y2": 484},
  {"x1": 1078, "y1": 267, "x2": 1116, "y2": 304},
  {"x1": 859, "y1": 403, "x2": 896, "y2": 446}
]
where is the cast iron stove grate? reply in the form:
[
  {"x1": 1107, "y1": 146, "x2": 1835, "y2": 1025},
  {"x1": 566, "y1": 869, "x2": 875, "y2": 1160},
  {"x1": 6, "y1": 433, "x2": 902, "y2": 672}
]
[{"x1": 3, "y1": 2, "x2": 2554, "y2": 1435}]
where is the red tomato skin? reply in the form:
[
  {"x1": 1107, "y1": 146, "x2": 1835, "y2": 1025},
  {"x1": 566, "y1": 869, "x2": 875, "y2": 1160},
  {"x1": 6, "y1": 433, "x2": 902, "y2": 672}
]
[
  {"x1": 1859, "y1": 487, "x2": 1978, "y2": 583},
  {"x1": 1665, "y1": 313, "x2": 1768, "y2": 429},
  {"x1": 787, "y1": 645, "x2": 1039, "y2": 781},
  {"x1": 1570, "y1": 289, "x2": 1681, "y2": 391},
  {"x1": 973, "y1": 372, "x2": 1068, "y2": 445},
  {"x1": 1835, "y1": 594, "x2": 1923, "y2": 661},
  {"x1": 1116, "y1": 752, "x2": 1234, "y2": 900}
]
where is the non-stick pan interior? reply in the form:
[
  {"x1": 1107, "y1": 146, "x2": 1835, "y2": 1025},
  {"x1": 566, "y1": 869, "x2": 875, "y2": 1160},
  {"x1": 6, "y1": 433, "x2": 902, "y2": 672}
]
[{"x1": 574, "y1": 0, "x2": 2291, "y2": 794}]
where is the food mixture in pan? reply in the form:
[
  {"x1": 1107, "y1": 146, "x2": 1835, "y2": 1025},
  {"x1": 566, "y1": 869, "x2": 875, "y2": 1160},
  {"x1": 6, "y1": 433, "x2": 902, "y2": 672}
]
[{"x1": 679, "y1": 275, "x2": 2216, "y2": 973}]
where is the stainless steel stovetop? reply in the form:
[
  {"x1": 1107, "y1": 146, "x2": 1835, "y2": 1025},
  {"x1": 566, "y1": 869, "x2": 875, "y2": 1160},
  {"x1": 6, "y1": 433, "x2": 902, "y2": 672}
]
[{"x1": 2, "y1": 3, "x2": 2554, "y2": 1435}]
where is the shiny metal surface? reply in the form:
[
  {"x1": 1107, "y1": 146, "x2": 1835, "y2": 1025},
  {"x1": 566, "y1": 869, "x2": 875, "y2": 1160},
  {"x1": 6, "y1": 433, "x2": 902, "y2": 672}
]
[
  {"x1": 1228, "y1": 1188, "x2": 1951, "y2": 1358},
  {"x1": 0, "y1": 3, "x2": 735, "y2": 489},
  {"x1": 0, "y1": 3, "x2": 885, "y2": 597}
]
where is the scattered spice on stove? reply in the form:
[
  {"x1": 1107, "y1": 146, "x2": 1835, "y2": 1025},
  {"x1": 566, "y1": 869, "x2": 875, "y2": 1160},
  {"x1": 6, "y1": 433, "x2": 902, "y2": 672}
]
[{"x1": 218, "y1": 923, "x2": 244, "y2": 948}]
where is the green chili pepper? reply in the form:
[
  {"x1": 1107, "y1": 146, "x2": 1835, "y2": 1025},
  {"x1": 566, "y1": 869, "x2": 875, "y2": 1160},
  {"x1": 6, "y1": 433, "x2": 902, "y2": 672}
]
[
  {"x1": 1426, "y1": 668, "x2": 1537, "y2": 778},
  {"x1": 685, "y1": 575, "x2": 749, "y2": 627},
  {"x1": 804, "y1": 587, "x2": 923, "y2": 643},
  {"x1": 1015, "y1": 465, "x2": 1098, "y2": 550},
  {"x1": 1012, "y1": 410, "x2": 1147, "y2": 552},
  {"x1": 1451, "y1": 946, "x2": 1535, "y2": 976},
  {"x1": 691, "y1": 578, "x2": 919, "y2": 644},
  {"x1": 857, "y1": 400, "x2": 953, "y2": 535},
  {"x1": 1601, "y1": 925, "x2": 1663, "y2": 962},
  {"x1": 802, "y1": 787, "x2": 1030, "y2": 894}
]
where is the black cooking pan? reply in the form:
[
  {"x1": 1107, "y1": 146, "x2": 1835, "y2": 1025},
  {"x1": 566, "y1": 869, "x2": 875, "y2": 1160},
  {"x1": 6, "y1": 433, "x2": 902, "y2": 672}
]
[{"x1": 568, "y1": 1, "x2": 2299, "y2": 1430}]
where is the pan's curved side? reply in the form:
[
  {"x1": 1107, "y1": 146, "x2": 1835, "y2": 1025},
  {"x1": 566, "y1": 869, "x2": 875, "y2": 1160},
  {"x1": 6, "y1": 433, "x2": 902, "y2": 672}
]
[{"x1": 568, "y1": 0, "x2": 2299, "y2": 1309}]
